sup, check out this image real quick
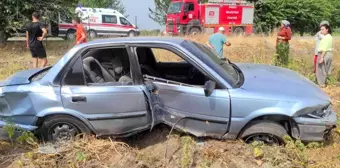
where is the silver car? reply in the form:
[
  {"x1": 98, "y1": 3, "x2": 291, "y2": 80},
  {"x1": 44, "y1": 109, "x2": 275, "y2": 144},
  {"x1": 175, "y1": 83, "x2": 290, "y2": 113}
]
[{"x1": 0, "y1": 37, "x2": 337, "y2": 144}]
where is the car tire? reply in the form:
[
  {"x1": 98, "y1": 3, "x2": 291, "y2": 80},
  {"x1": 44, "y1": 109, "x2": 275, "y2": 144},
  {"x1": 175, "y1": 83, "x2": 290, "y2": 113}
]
[
  {"x1": 189, "y1": 27, "x2": 201, "y2": 35},
  {"x1": 239, "y1": 121, "x2": 288, "y2": 145},
  {"x1": 66, "y1": 30, "x2": 76, "y2": 40},
  {"x1": 128, "y1": 31, "x2": 135, "y2": 37},
  {"x1": 88, "y1": 30, "x2": 97, "y2": 39},
  {"x1": 233, "y1": 27, "x2": 244, "y2": 36},
  {"x1": 39, "y1": 115, "x2": 91, "y2": 142}
]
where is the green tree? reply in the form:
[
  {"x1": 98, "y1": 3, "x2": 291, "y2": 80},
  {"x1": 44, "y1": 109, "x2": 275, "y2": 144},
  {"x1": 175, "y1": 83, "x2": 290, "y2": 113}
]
[
  {"x1": 254, "y1": 0, "x2": 333, "y2": 36},
  {"x1": 328, "y1": 0, "x2": 340, "y2": 28},
  {"x1": 78, "y1": 0, "x2": 126, "y2": 15},
  {"x1": 149, "y1": 0, "x2": 172, "y2": 26},
  {"x1": 0, "y1": 0, "x2": 77, "y2": 45}
]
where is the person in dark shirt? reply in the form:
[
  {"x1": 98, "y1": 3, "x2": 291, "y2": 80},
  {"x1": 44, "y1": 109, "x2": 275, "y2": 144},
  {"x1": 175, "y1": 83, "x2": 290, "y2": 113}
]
[{"x1": 26, "y1": 12, "x2": 48, "y2": 68}]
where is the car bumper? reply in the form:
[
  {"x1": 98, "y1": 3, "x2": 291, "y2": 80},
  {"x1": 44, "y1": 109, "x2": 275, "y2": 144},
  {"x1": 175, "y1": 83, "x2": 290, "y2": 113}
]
[{"x1": 294, "y1": 111, "x2": 337, "y2": 142}]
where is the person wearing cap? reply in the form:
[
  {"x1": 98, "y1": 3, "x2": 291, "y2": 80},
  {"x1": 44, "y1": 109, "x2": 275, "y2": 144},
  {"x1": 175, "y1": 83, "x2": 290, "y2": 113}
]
[
  {"x1": 313, "y1": 21, "x2": 330, "y2": 73},
  {"x1": 207, "y1": 27, "x2": 231, "y2": 60},
  {"x1": 275, "y1": 20, "x2": 292, "y2": 66}
]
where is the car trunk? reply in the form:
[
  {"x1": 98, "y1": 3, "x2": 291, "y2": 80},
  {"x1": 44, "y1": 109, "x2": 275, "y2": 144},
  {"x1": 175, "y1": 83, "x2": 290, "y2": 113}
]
[{"x1": 0, "y1": 68, "x2": 48, "y2": 87}]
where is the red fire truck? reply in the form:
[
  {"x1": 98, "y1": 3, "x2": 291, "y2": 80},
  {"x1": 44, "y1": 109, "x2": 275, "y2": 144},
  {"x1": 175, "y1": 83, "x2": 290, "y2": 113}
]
[{"x1": 166, "y1": 0, "x2": 255, "y2": 35}]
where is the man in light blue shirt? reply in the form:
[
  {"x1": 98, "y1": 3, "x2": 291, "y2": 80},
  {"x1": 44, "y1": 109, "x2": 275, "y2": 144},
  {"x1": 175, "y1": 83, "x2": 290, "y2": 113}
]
[{"x1": 207, "y1": 27, "x2": 231, "y2": 59}]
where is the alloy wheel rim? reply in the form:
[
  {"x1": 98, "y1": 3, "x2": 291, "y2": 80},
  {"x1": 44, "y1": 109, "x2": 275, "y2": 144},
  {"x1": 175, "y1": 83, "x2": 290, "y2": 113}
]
[
  {"x1": 245, "y1": 133, "x2": 281, "y2": 145},
  {"x1": 50, "y1": 123, "x2": 78, "y2": 142}
]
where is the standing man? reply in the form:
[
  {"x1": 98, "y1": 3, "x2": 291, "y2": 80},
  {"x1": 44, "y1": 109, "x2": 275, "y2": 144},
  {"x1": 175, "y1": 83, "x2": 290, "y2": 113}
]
[
  {"x1": 26, "y1": 11, "x2": 48, "y2": 68},
  {"x1": 206, "y1": 27, "x2": 231, "y2": 60},
  {"x1": 275, "y1": 20, "x2": 292, "y2": 66},
  {"x1": 314, "y1": 21, "x2": 330, "y2": 73},
  {"x1": 72, "y1": 17, "x2": 87, "y2": 45}
]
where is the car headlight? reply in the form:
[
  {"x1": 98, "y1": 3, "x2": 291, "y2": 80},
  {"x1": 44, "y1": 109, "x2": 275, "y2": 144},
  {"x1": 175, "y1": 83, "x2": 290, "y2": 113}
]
[{"x1": 306, "y1": 104, "x2": 333, "y2": 118}]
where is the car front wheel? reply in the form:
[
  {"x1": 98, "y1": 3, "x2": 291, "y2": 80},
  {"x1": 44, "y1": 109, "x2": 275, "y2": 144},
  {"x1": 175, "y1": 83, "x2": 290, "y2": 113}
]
[
  {"x1": 239, "y1": 121, "x2": 288, "y2": 145},
  {"x1": 39, "y1": 115, "x2": 91, "y2": 142}
]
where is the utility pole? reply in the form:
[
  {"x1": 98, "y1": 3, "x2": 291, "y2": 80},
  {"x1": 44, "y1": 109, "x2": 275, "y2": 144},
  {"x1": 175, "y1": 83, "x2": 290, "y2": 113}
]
[{"x1": 135, "y1": 16, "x2": 137, "y2": 27}]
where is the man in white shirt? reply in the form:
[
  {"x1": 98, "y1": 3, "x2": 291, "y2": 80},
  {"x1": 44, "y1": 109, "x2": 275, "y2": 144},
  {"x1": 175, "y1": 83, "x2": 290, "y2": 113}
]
[{"x1": 314, "y1": 20, "x2": 329, "y2": 73}]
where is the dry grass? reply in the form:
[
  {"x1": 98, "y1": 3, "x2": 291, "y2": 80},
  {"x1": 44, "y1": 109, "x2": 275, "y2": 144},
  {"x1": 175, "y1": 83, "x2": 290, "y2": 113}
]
[{"x1": 0, "y1": 34, "x2": 340, "y2": 168}]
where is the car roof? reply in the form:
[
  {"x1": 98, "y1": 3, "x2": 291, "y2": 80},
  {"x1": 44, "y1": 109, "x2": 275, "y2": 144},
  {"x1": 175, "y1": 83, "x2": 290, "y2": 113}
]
[{"x1": 84, "y1": 36, "x2": 187, "y2": 46}]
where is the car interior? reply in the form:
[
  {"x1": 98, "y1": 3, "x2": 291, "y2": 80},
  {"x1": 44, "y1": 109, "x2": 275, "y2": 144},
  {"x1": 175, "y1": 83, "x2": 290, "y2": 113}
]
[
  {"x1": 81, "y1": 48, "x2": 133, "y2": 85},
  {"x1": 78, "y1": 46, "x2": 216, "y2": 88},
  {"x1": 135, "y1": 47, "x2": 209, "y2": 87}
]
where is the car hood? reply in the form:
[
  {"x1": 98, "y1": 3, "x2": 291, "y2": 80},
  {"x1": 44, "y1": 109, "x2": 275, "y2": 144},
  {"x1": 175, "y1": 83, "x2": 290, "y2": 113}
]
[
  {"x1": 0, "y1": 68, "x2": 44, "y2": 87},
  {"x1": 235, "y1": 63, "x2": 330, "y2": 101}
]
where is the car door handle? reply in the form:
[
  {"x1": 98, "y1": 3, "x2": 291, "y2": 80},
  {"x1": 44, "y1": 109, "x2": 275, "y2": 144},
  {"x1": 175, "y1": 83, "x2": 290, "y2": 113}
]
[{"x1": 72, "y1": 96, "x2": 87, "y2": 102}]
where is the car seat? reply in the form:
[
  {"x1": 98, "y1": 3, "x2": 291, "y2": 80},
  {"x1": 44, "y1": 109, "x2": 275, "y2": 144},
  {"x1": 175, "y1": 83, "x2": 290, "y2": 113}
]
[{"x1": 83, "y1": 57, "x2": 116, "y2": 83}]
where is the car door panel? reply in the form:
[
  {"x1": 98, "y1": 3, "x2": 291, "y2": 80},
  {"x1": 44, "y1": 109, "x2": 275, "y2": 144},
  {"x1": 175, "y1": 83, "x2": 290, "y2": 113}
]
[
  {"x1": 61, "y1": 85, "x2": 150, "y2": 136},
  {"x1": 151, "y1": 82, "x2": 231, "y2": 138}
]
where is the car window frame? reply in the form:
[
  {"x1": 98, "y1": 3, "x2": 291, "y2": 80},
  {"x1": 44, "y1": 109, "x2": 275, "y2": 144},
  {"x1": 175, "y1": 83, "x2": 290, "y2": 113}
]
[
  {"x1": 119, "y1": 17, "x2": 131, "y2": 26},
  {"x1": 127, "y1": 43, "x2": 227, "y2": 89},
  {"x1": 61, "y1": 56, "x2": 87, "y2": 86},
  {"x1": 57, "y1": 44, "x2": 140, "y2": 87},
  {"x1": 102, "y1": 15, "x2": 118, "y2": 24},
  {"x1": 184, "y1": 2, "x2": 194, "y2": 12}
]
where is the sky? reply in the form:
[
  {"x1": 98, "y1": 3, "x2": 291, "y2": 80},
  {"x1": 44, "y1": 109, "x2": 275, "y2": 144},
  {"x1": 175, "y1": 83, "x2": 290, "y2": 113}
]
[{"x1": 122, "y1": 0, "x2": 163, "y2": 30}]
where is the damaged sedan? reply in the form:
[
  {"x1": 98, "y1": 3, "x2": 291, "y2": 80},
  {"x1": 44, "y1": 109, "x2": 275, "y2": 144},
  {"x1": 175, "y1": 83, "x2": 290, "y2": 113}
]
[{"x1": 0, "y1": 37, "x2": 337, "y2": 144}]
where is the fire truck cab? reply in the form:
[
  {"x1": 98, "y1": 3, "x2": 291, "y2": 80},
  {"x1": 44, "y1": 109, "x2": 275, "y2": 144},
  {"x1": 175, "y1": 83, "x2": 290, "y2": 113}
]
[{"x1": 166, "y1": 0, "x2": 255, "y2": 35}]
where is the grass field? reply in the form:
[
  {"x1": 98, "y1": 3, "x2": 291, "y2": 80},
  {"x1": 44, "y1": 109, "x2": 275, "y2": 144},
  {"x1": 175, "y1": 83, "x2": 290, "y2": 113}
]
[{"x1": 0, "y1": 34, "x2": 340, "y2": 168}]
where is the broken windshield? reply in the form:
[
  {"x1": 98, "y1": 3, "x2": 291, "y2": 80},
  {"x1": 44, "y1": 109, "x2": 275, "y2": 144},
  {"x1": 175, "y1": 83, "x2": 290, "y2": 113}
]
[{"x1": 167, "y1": 2, "x2": 183, "y2": 14}]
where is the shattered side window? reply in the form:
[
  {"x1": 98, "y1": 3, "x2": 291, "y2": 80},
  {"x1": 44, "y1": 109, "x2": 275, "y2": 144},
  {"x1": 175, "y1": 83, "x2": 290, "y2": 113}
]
[
  {"x1": 63, "y1": 57, "x2": 85, "y2": 86},
  {"x1": 151, "y1": 48, "x2": 185, "y2": 63}
]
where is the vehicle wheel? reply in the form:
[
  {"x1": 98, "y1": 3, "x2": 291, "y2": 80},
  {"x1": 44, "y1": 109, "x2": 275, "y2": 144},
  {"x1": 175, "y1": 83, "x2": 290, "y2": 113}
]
[
  {"x1": 233, "y1": 27, "x2": 244, "y2": 36},
  {"x1": 189, "y1": 27, "x2": 201, "y2": 35},
  {"x1": 40, "y1": 115, "x2": 91, "y2": 142},
  {"x1": 128, "y1": 31, "x2": 136, "y2": 37},
  {"x1": 66, "y1": 30, "x2": 75, "y2": 40},
  {"x1": 88, "y1": 30, "x2": 97, "y2": 39},
  {"x1": 239, "y1": 121, "x2": 288, "y2": 145}
]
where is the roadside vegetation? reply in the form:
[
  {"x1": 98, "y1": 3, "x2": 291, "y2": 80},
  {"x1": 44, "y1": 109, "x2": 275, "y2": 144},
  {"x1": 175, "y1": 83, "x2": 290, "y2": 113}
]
[{"x1": 0, "y1": 34, "x2": 340, "y2": 168}]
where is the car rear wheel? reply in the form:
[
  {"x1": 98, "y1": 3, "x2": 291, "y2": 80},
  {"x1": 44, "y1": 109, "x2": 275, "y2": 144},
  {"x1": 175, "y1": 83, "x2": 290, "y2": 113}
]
[
  {"x1": 40, "y1": 115, "x2": 91, "y2": 142},
  {"x1": 66, "y1": 30, "x2": 76, "y2": 40},
  {"x1": 189, "y1": 27, "x2": 201, "y2": 35},
  {"x1": 88, "y1": 30, "x2": 97, "y2": 39},
  {"x1": 233, "y1": 27, "x2": 244, "y2": 36},
  {"x1": 240, "y1": 121, "x2": 288, "y2": 145}
]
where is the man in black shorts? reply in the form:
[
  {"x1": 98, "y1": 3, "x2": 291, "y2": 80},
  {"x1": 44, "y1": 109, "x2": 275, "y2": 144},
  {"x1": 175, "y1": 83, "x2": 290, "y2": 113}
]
[{"x1": 26, "y1": 12, "x2": 48, "y2": 68}]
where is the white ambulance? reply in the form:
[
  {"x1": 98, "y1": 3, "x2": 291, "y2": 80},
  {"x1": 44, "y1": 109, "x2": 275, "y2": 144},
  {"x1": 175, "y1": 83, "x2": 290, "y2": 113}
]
[{"x1": 58, "y1": 7, "x2": 140, "y2": 40}]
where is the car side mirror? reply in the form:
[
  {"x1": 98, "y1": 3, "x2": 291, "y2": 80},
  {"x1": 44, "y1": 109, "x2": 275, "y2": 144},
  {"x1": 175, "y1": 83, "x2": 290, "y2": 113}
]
[{"x1": 204, "y1": 80, "x2": 216, "y2": 97}]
